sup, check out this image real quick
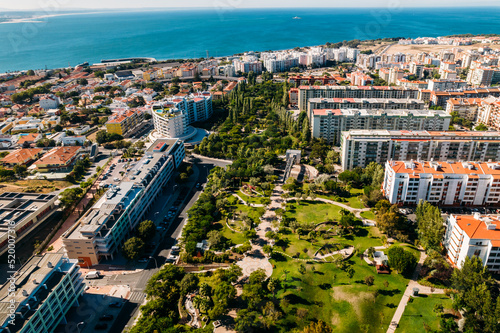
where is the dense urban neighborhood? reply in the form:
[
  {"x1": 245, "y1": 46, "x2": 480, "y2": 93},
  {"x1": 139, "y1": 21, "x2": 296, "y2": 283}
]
[{"x1": 1, "y1": 34, "x2": 500, "y2": 333}]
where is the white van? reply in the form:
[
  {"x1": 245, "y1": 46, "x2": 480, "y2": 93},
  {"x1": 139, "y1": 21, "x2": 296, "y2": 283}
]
[{"x1": 85, "y1": 271, "x2": 101, "y2": 279}]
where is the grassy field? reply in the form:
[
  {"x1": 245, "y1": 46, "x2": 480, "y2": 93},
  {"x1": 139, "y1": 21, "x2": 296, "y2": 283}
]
[
  {"x1": 360, "y1": 211, "x2": 376, "y2": 221},
  {"x1": 276, "y1": 226, "x2": 383, "y2": 260},
  {"x1": 317, "y1": 188, "x2": 366, "y2": 209},
  {"x1": 214, "y1": 220, "x2": 249, "y2": 246},
  {"x1": 284, "y1": 201, "x2": 344, "y2": 225},
  {"x1": 397, "y1": 294, "x2": 453, "y2": 333},
  {"x1": 270, "y1": 255, "x2": 409, "y2": 332},
  {"x1": 237, "y1": 189, "x2": 265, "y2": 205},
  {"x1": 0, "y1": 179, "x2": 72, "y2": 194}
]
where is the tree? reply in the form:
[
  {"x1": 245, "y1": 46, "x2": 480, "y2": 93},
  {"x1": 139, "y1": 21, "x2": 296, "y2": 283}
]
[
  {"x1": 96, "y1": 130, "x2": 108, "y2": 144},
  {"x1": 301, "y1": 320, "x2": 333, "y2": 333},
  {"x1": 207, "y1": 230, "x2": 223, "y2": 249},
  {"x1": 122, "y1": 237, "x2": 145, "y2": 261},
  {"x1": 199, "y1": 282, "x2": 211, "y2": 297},
  {"x1": 364, "y1": 275, "x2": 375, "y2": 286},
  {"x1": 137, "y1": 220, "x2": 156, "y2": 240},
  {"x1": 346, "y1": 267, "x2": 355, "y2": 282},
  {"x1": 267, "y1": 277, "x2": 279, "y2": 296},
  {"x1": 416, "y1": 200, "x2": 445, "y2": 252},
  {"x1": 298, "y1": 263, "x2": 306, "y2": 274},
  {"x1": 13, "y1": 164, "x2": 27, "y2": 178},
  {"x1": 59, "y1": 187, "x2": 83, "y2": 209},
  {"x1": 387, "y1": 246, "x2": 417, "y2": 276},
  {"x1": 180, "y1": 273, "x2": 198, "y2": 294},
  {"x1": 451, "y1": 256, "x2": 500, "y2": 333},
  {"x1": 54, "y1": 124, "x2": 63, "y2": 132},
  {"x1": 235, "y1": 309, "x2": 260, "y2": 332},
  {"x1": 475, "y1": 123, "x2": 488, "y2": 131}
]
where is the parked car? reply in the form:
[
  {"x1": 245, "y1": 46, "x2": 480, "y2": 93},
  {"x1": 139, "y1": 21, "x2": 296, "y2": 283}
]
[
  {"x1": 108, "y1": 302, "x2": 122, "y2": 308},
  {"x1": 138, "y1": 256, "x2": 149, "y2": 263},
  {"x1": 99, "y1": 315, "x2": 114, "y2": 321},
  {"x1": 95, "y1": 323, "x2": 108, "y2": 330}
]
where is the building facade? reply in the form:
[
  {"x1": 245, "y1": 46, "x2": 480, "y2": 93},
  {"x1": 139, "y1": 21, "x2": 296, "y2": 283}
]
[
  {"x1": 341, "y1": 130, "x2": 500, "y2": 170},
  {"x1": 443, "y1": 213, "x2": 500, "y2": 272},
  {"x1": 298, "y1": 85, "x2": 419, "y2": 111},
  {"x1": 152, "y1": 93, "x2": 212, "y2": 139},
  {"x1": 62, "y1": 139, "x2": 185, "y2": 266},
  {"x1": 0, "y1": 253, "x2": 83, "y2": 333},
  {"x1": 383, "y1": 160, "x2": 500, "y2": 206},
  {"x1": 105, "y1": 110, "x2": 144, "y2": 137},
  {"x1": 311, "y1": 109, "x2": 450, "y2": 145},
  {"x1": 307, "y1": 97, "x2": 425, "y2": 118}
]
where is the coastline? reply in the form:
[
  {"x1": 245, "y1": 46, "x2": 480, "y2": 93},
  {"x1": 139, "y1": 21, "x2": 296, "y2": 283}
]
[{"x1": 0, "y1": 11, "x2": 111, "y2": 24}]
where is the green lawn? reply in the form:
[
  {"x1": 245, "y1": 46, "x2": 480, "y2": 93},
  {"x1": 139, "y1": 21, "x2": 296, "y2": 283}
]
[
  {"x1": 397, "y1": 294, "x2": 453, "y2": 333},
  {"x1": 276, "y1": 226, "x2": 383, "y2": 260},
  {"x1": 284, "y1": 201, "x2": 344, "y2": 225},
  {"x1": 270, "y1": 255, "x2": 409, "y2": 332},
  {"x1": 236, "y1": 190, "x2": 265, "y2": 205},
  {"x1": 316, "y1": 188, "x2": 366, "y2": 209},
  {"x1": 360, "y1": 211, "x2": 376, "y2": 221},
  {"x1": 215, "y1": 220, "x2": 249, "y2": 246}
]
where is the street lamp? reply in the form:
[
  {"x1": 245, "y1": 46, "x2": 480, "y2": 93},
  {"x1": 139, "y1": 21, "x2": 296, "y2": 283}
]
[
  {"x1": 77, "y1": 322, "x2": 85, "y2": 333},
  {"x1": 149, "y1": 256, "x2": 158, "y2": 269}
]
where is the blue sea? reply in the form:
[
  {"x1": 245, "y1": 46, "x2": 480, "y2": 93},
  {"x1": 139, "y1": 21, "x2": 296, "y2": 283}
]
[{"x1": 0, "y1": 7, "x2": 499, "y2": 72}]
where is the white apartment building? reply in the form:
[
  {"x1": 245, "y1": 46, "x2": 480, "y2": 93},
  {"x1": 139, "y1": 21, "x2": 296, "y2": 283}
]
[
  {"x1": 62, "y1": 139, "x2": 185, "y2": 266},
  {"x1": 311, "y1": 108, "x2": 450, "y2": 144},
  {"x1": 307, "y1": 97, "x2": 425, "y2": 118},
  {"x1": 428, "y1": 79, "x2": 468, "y2": 92},
  {"x1": 39, "y1": 94, "x2": 59, "y2": 110},
  {"x1": 0, "y1": 253, "x2": 83, "y2": 333},
  {"x1": 383, "y1": 160, "x2": 500, "y2": 206},
  {"x1": 298, "y1": 85, "x2": 419, "y2": 111},
  {"x1": 233, "y1": 59, "x2": 263, "y2": 74},
  {"x1": 152, "y1": 92, "x2": 212, "y2": 139},
  {"x1": 444, "y1": 213, "x2": 500, "y2": 271},
  {"x1": 341, "y1": 130, "x2": 500, "y2": 170},
  {"x1": 263, "y1": 57, "x2": 299, "y2": 73},
  {"x1": 467, "y1": 67, "x2": 499, "y2": 87}
]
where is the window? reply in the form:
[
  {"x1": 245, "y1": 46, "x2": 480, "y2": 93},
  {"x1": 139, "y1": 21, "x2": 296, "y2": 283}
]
[{"x1": 474, "y1": 249, "x2": 481, "y2": 256}]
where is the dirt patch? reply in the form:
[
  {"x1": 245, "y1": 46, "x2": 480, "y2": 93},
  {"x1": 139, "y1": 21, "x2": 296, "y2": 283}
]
[
  {"x1": 388, "y1": 43, "x2": 500, "y2": 55},
  {"x1": 0, "y1": 180, "x2": 72, "y2": 194},
  {"x1": 331, "y1": 287, "x2": 374, "y2": 318},
  {"x1": 331, "y1": 312, "x2": 341, "y2": 326}
]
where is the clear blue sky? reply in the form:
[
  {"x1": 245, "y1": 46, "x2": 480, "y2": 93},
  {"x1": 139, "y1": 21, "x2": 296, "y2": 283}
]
[{"x1": 2, "y1": 0, "x2": 499, "y2": 10}]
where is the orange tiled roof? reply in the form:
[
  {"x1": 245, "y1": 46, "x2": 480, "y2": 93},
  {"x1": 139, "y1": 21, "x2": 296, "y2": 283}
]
[
  {"x1": 455, "y1": 215, "x2": 500, "y2": 241},
  {"x1": 1, "y1": 148, "x2": 43, "y2": 164},
  {"x1": 34, "y1": 146, "x2": 82, "y2": 166}
]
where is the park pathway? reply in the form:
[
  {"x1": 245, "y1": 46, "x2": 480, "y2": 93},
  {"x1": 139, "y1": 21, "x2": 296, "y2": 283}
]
[
  {"x1": 230, "y1": 192, "x2": 265, "y2": 207},
  {"x1": 386, "y1": 249, "x2": 445, "y2": 333}
]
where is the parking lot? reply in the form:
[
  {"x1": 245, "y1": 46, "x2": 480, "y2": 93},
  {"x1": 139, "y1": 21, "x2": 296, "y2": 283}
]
[{"x1": 98, "y1": 159, "x2": 138, "y2": 189}]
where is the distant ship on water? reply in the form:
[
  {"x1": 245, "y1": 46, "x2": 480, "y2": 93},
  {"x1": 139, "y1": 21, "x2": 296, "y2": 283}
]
[{"x1": 293, "y1": 16, "x2": 302, "y2": 20}]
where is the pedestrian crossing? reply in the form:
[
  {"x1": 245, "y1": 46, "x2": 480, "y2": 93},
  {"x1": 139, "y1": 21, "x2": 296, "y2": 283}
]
[{"x1": 129, "y1": 291, "x2": 146, "y2": 303}]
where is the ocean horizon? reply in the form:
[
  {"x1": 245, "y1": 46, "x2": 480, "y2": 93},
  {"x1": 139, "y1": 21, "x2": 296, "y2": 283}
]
[{"x1": 0, "y1": 7, "x2": 500, "y2": 73}]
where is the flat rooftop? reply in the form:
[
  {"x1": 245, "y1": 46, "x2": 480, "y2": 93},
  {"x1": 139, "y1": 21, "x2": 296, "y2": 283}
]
[
  {"x1": 343, "y1": 130, "x2": 500, "y2": 140},
  {"x1": 0, "y1": 192, "x2": 56, "y2": 228},
  {"x1": 0, "y1": 253, "x2": 71, "y2": 330}
]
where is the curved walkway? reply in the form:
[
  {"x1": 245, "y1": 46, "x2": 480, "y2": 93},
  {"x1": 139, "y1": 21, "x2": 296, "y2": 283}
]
[{"x1": 230, "y1": 192, "x2": 265, "y2": 207}]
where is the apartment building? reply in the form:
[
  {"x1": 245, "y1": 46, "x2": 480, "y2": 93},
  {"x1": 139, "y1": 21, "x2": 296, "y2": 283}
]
[
  {"x1": 233, "y1": 59, "x2": 263, "y2": 74},
  {"x1": 429, "y1": 88, "x2": 500, "y2": 107},
  {"x1": 341, "y1": 130, "x2": 500, "y2": 170},
  {"x1": 443, "y1": 213, "x2": 500, "y2": 271},
  {"x1": 263, "y1": 57, "x2": 298, "y2": 73},
  {"x1": 383, "y1": 160, "x2": 500, "y2": 206},
  {"x1": 428, "y1": 79, "x2": 468, "y2": 92},
  {"x1": 477, "y1": 96, "x2": 500, "y2": 129},
  {"x1": 446, "y1": 98, "x2": 482, "y2": 121},
  {"x1": 311, "y1": 108, "x2": 450, "y2": 145},
  {"x1": 32, "y1": 146, "x2": 84, "y2": 172},
  {"x1": 467, "y1": 67, "x2": 499, "y2": 87},
  {"x1": 0, "y1": 192, "x2": 57, "y2": 256},
  {"x1": 105, "y1": 109, "x2": 144, "y2": 137},
  {"x1": 298, "y1": 85, "x2": 419, "y2": 111},
  {"x1": 307, "y1": 97, "x2": 425, "y2": 118},
  {"x1": 152, "y1": 92, "x2": 212, "y2": 139},
  {"x1": 0, "y1": 253, "x2": 83, "y2": 333},
  {"x1": 62, "y1": 139, "x2": 185, "y2": 266}
]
